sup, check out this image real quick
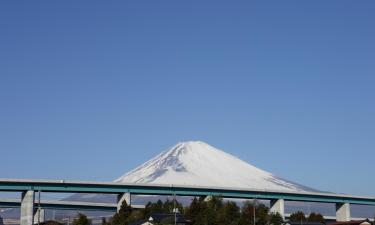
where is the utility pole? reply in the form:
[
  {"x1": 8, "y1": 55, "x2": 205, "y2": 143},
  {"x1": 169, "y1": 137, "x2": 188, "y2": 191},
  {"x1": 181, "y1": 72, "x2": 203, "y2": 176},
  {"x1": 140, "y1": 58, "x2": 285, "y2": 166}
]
[
  {"x1": 173, "y1": 193, "x2": 177, "y2": 225},
  {"x1": 37, "y1": 190, "x2": 41, "y2": 225},
  {"x1": 253, "y1": 198, "x2": 257, "y2": 225}
]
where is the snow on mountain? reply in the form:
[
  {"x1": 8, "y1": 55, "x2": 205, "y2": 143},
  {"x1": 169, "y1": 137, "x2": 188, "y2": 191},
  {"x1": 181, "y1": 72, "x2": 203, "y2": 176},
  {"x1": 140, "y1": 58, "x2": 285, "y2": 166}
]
[{"x1": 115, "y1": 141, "x2": 316, "y2": 192}]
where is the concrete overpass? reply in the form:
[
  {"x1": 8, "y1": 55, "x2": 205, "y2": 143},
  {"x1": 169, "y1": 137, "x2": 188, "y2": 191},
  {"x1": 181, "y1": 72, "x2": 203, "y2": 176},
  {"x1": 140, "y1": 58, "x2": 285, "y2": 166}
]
[
  {"x1": 0, "y1": 198, "x2": 135, "y2": 211},
  {"x1": 0, "y1": 179, "x2": 374, "y2": 225},
  {"x1": 0, "y1": 198, "x2": 143, "y2": 225}
]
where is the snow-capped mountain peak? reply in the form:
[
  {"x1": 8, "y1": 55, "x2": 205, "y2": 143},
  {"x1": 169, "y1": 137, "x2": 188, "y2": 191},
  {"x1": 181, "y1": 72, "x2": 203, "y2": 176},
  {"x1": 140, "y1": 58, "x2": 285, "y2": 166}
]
[{"x1": 115, "y1": 141, "x2": 316, "y2": 192}]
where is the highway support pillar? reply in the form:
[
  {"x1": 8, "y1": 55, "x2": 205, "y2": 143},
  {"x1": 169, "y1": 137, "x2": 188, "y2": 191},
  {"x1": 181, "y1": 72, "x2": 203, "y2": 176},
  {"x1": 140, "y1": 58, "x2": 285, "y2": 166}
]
[
  {"x1": 270, "y1": 199, "x2": 285, "y2": 220},
  {"x1": 33, "y1": 209, "x2": 45, "y2": 224},
  {"x1": 117, "y1": 192, "x2": 131, "y2": 212},
  {"x1": 20, "y1": 190, "x2": 35, "y2": 225},
  {"x1": 336, "y1": 202, "x2": 351, "y2": 221}
]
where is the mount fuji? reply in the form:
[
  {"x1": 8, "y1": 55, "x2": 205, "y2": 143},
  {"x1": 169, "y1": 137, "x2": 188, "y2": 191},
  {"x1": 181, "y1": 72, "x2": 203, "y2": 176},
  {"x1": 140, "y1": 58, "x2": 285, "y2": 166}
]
[
  {"x1": 67, "y1": 141, "x2": 316, "y2": 204},
  {"x1": 114, "y1": 141, "x2": 316, "y2": 192}
]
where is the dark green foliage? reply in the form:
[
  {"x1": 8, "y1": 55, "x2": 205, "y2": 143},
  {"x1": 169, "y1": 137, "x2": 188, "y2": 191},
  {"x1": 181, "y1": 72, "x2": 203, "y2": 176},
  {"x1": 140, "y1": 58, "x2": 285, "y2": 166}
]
[
  {"x1": 128, "y1": 210, "x2": 145, "y2": 224},
  {"x1": 308, "y1": 213, "x2": 324, "y2": 222},
  {"x1": 73, "y1": 213, "x2": 91, "y2": 225},
  {"x1": 144, "y1": 198, "x2": 183, "y2": 217},
  {"x1": 185, "y1": 197, "x2": 204, "y2": 225},
  {"x1": 289, "y1": 211, "x2": 306, "y2": 222},
  {"x1": 255, "y1": 204, "x2": 269, "y2": 225},
  {"x1": 239, "y1": 201, "x2": 256, "y2": 225},
  {"x1": 107, "y1": 198, "x2": 327, "y2": 225},
  {"x1": 217, "y1": 201, "x2": 240, "y2": 225},
  {"x1": 269, "y1": 212, "x2": 284, "y2": 225},
  {"x1": 184, "y1": 196, "x2": 226, "y2": 225},
  {"x1": 111, "y1": 200, "x2": 132, "y2": 225},
  {"x1": 160, "y1": 216, "x2": 178, "y2": 225},
  {"x1": 238, "y1": 201, "x2": 269, "y2": 225}
]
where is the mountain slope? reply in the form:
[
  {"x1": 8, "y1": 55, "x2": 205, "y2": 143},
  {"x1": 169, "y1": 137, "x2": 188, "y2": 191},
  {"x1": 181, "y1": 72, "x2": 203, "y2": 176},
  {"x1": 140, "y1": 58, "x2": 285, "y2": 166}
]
[{"x1": 115, "y1": 141, "x2": 316, "y2": 192}]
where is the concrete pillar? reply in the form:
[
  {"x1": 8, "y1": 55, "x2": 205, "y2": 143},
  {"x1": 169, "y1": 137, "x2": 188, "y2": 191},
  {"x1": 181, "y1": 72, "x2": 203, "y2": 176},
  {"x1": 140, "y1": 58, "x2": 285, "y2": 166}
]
[
  {"x1": 117, "y1": 192, "x2": 131, "y2": 212},
  {"x1": 270, "y1": 199, "x2": 285, "y2": 220},
  {"x1": 20, "y1": 190, "x2": 35, "y2": 225},
  {"x1": 336, "y1": 203, "x2": 351, "y2": 221},
  {"x1": 33, "y1": 208, "x2": 45, "y2": 224}
]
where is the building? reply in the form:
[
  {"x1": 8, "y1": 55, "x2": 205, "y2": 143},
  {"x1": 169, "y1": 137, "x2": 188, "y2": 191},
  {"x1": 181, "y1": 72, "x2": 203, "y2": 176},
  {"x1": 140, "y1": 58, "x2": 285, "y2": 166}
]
[
  {"x1": 36, "y1": 220, "x2": 64, "y2": 225},
  {"x1": 328, "y1": 219, "x2": 373, "y2": 225},
  {"x1": 129, "y1": 213, "x2": 190, "y2": 225},
  {"x1": 284, "y1": 221, "x2": 326, "y2": 225}
]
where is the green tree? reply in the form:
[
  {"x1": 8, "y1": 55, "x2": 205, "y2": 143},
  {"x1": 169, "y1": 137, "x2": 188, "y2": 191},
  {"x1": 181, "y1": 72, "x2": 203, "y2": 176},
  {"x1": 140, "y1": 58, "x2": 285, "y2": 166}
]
[
  {"x1": 217, "y1": 201, "x2": 240, "y2": 225},
  {"x1": 144, "y1": 198, "x2": 183, "y2": 218},
  {"x1": 239, "y1": 201, "x2": 256, "y2": 225},
  {"x1": 111, "y1": 200, "x2": 132, "y2": 225},
  {"x1": 289, "y1": 211, "x2": 306, "y2": 222},
  {"x1": 185, "y1": 196, "x2": 225, "y2": 225},
  {"x1": 269, "y1": 212, "x2": 284, "y2": 225},
  {"x1": 239, "y1": 201, "x2": 269, "y2": 225},
  {"x1": 127, "y1": 210, "x2": 145, "y2": 224},
  {"x1": 163, "y1": 198, "x2": 183, "y2": 214},
  {"x1": 144, "y1": 200, "x2": 164, "y2": 217},
  {"x1": 160, "y1": 216, "x2": 178, "y2": 225},
  {"x1": 186, "y1": 197, "x2": 202, "y2": 224},
  {"x1": 73, "y1": 213, "x2": 91, "y2": 225},
  {"x1": 256, "y1": 204, "x2": 269, "y2": 225},
  {"x1": 308, "y1": 213, "x2": 324, "y2": 222}
]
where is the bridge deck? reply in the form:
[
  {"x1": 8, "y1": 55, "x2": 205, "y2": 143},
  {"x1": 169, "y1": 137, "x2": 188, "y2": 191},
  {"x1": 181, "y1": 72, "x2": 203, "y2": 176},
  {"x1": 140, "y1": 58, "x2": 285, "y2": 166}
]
[
  {"x1": 0, "y1": 179, "x2": 374, "y2": 206},
  {"x1": 0, "y1": 198, "x2": 144, "y2": 211}
]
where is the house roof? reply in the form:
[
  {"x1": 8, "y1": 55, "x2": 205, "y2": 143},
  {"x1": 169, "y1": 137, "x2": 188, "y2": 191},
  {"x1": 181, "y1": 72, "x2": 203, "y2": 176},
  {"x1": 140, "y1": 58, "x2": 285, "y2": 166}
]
[
  {"x1": 129, "y1": 213, "x2": 190, "y2": 225},
  {"x1": 128, "y1": 219, "x2": 148, "y2": 225},
  {"x1": 38, "y1": 220, "x2": 64, "y2": 225},
  {"x1": 286, "y1": 221, "x2": 325, "y2": 225},
  {"x1": 148, "y1": 213, "x2": 188, "y2": 223},
  {"x1": 328, "y1": 219, "x2": 372, "y2": 225}
]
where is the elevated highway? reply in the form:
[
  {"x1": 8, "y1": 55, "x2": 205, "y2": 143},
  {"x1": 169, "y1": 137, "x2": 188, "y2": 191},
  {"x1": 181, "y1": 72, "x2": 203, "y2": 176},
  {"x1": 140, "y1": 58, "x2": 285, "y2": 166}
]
[
  {"x1": 0, "y1": 198, "x2": 145, "y2": 211},
  {"x1": 1, "y1": 179, "x2": 374, "y2": 225}
]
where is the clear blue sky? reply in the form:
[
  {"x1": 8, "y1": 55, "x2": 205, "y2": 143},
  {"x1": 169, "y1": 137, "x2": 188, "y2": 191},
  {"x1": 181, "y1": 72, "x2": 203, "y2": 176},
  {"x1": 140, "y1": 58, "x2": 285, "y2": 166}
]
[{"x1": 0, "y1": 1, "x2": 374, "y2": 196}]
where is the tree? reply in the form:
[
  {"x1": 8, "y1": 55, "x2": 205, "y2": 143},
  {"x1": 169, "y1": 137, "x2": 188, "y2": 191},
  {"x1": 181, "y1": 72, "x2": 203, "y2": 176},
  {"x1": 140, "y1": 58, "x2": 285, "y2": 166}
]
[
  {"x1": 255, "y1": 204, "x2": 269, "y2": 225},
  {"x1": 269, "y1": 212, "x2": 284, "y2": 225},
  {"x1": 185, "y1": 196, "x2": 225, "y2": 225},
  {"x1": 239, "y1": 201, "x2": 269, "y2": 225},
  {"x1": 186, "y1": 197, "x2": 202, "y2": 224},
  {"x1": 308, "y1": 213, "x2": 324, "y2": 222},
  {"x1": 197, "y1": 196, "x2": 219, "y2": 225},
  {"x1": 163, "y1": 198, "x2": 183, "y2": 214},
  {"x1": 73, "y1": 213, "x2": 91, "y2": 225},
  {"x1": 144, "y1": 198, "x2": 183, "y2": 218},
  {"x1": 111, "y1": 200, "x2": 132, "y2": 225},
  {"x1": 217, "y1": 201, "x2": 240, "y2": 225},
  {"x1": 239, "y1": 201, "x2": 256, "y2": 225},
  {"x1": 127, "y1": 210, "x2": 145, "y2": 224},
  {"x1": 289, "y1": 211, "x2": 306, "y2": 222}
]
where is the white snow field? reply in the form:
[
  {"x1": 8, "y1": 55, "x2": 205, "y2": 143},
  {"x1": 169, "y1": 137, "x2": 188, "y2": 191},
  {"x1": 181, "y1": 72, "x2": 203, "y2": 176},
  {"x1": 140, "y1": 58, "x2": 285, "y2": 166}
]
[{"x1": 115, "y1": 141, "x2": 315, "y2": 192}]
